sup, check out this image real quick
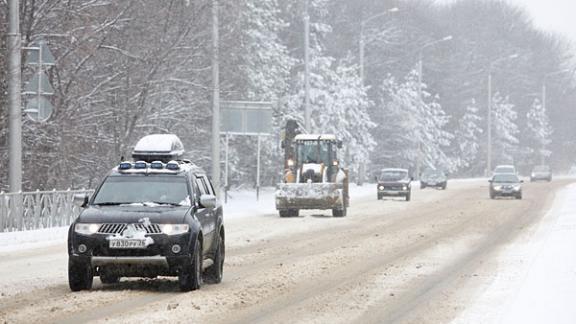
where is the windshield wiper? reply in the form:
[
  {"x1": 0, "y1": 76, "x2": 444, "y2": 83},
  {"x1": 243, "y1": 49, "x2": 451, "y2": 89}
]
[{"x1": 147, "y1": 201, "x2": 182, "y2": 207}]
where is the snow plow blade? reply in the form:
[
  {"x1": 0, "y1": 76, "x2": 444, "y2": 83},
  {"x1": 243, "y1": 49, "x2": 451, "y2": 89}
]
[{"x1": 275, "y1": 183, "x2": 345, "y2": 210}]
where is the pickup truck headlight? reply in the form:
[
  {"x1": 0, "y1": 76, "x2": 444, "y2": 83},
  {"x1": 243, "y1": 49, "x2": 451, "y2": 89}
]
[
  {"x1": 493, "y1": 185, "x2": 502, "y2": 191},
  {"x1": 75, "y1": 223, "x2": 101, "y2": 235},
  {"x1": 402, "y1": 185, "x2": 408, "y2": 191},
  {"x1": 513, "y1": 185, "x2": 521, "y2": 191},
  {"x1": 160, "y1": 224, "x2": 189, "y2": 235},
  {"x1": 378, "y1": 185, "x2": 384, "y2": 190}
]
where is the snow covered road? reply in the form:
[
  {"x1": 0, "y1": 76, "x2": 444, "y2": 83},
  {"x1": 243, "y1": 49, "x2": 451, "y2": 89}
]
[{"x1": 0, "y1": 179, "x2": 574, "y2": 323}]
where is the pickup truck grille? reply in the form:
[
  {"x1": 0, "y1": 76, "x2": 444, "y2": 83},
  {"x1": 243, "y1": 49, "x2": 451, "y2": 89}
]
[{"x1": 98, "y1": 223, "x2": 162, "y2": 234}]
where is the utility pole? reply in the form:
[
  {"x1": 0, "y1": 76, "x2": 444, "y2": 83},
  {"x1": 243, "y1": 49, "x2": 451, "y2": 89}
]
[
  {"x1": 415, "y1": 35, "x2": 452, "y2": 179},
  {"x1": 211, "y1": 0, "x2": 221, "y2": 196},
  {"x1": 7, "y1": 0, "x2": 22, "y2": 193},
  {"x1": 486, "y1": 53, "x2": 518, "y2": 175},
  {"x1": 303, "y1": 0, "x2": 311, "y2": 133}
]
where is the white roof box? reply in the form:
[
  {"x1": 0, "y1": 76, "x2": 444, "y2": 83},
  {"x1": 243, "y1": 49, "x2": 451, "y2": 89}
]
[{"x1": 132, "y1": 134, "x2": 184, "y2": 162}]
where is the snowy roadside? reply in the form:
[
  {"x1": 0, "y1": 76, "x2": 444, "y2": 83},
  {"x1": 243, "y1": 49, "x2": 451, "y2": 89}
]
[
  {"x1": 0, "y1": 184, "x2": 376, "y2": 253},
  {"x1": 454, "y1": 182, "x2": 576, "y2": 324}
]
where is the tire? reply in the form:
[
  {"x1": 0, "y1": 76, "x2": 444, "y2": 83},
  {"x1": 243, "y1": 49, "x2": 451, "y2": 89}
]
[
  {"x1": 332, "y1": 207, "x2": 346, "y2": 217},
  {"x1": 420, "y1": 183, "x2": 426, "y2": 189},
  {"x1": 204, "y1": 233, "x2": 225, "y2": 284},
  {"x1": 490, "y1": 192, "x2": 495, "y2": 199},
  {"x1": 279, "y1": 209, "x2": 299, "y2": 217},
  {"x1": 405, "y1": 191, "x2": 411, "y2": 201},
  {"x1": 377, "y1": 194, "x2": 382, "y2": 200},
  {"x1": 516, "y1": 193, "x2": 523, "y2": 200},
  {"x1": 279, "y1": 210, "x2": 291, "y2": 217},
  {"x1": 99, "y1": 272, "x2": 120, "y2": 284},
  {"x1": 68, "y1": 259, "x2": 93, "y2": 291},
  {"x1": 442, "y1": 183, "x2": 447, "y2": 190},
  {"x1": 179, "y1": 239, "x2": 202, "y2": 292}
]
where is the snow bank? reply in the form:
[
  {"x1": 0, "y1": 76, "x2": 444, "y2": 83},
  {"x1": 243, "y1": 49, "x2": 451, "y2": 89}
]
[
  {"x1": 455, "y1": 183, "x2": 576, "y2": 324},
  {"x1": 0, "y1": 184, "x2": 375, "y2": 252}
]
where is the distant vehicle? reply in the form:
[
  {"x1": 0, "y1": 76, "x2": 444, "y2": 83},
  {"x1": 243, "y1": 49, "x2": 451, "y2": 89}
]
[
  {"x1": 68, "y1": 134, "x2": 225, "y2": 292},
  {"x1": 420, "y1": 169, "x2": 447, "y2": 190},
  {"x1": 493, "y1": 164, "x2": 517, "y2": 175},
  {"x1": 530, "y1": 165, "x2": 552, "y2": 182},
  {"x1": 377, "y1": 168, "x2": 412, "y2": 201},
  {"x1": 489, "y1": 173, "x2": 523, "y2": 199}
]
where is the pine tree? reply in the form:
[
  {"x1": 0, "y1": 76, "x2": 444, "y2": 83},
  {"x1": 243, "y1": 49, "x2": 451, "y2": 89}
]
[
  {"x1": 491, "y1": 92, "x2": 519, "y2": 164},
  {"x1": 526, "y1": 98, "x2": 553, "y2": 163},
  {"x1": 454, "y1": 99, "x2": 483, "y2": 170}
]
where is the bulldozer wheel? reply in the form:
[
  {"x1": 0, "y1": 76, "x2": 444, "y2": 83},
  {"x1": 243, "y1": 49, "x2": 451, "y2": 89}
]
[
  {"x1": 332, "y1": 208, "x2": 346, "y2": 217},
  {"x1": 279, "y1": 210, "x2": 291, "y2": 217}
]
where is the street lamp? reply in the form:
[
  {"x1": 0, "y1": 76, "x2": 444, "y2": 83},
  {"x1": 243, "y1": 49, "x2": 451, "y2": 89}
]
[
  {"x1": 486, "y1": 53, "x2": 519, "y2": 175},
  {"x1": 415, "y1": 35, "x2": 452, "y2": 178},
  {"x1": 359, "y1": 7, "x2": 399, "y2": 84}
]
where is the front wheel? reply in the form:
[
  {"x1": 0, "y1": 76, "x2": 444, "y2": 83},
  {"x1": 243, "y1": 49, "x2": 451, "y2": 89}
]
[
  {"x1": 516, "y1": 193, "x2": 523, "y2": 200},
  {"x1": 68, "y1": 259, "x2": 93, "y2": 291},
  {"x1": 405, "y1": 191, "x2": 411, "y2": 201},
  {"x1": 332, "y1": 207, "x2": 346, "y2": 217},
  {"x1": 179, "y1": 240, "x2": 202, "y2": 292},
  {"x1": 204, "y1": 233, "x2": 225, "y2": 284}
]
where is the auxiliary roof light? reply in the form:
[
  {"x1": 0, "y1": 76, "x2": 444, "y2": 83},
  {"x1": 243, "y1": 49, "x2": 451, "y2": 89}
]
[
  {"x1": 119, "y1": 162, "x2": 132, "y2": 170},
  {"x1": 150, "y1": 161, "x2": 164, "y2": 169},
  {"x1": 166, "y1": 161, "x2": 180, "y2": 170},
  {"x1": 134, "y1": 161, "x2": 147, "y2": 169}
]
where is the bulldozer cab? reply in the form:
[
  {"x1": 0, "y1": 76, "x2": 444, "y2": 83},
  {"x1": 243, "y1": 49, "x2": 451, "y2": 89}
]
[{"x1": 294, "y1": 135, "x2": 340, "y2": 167}]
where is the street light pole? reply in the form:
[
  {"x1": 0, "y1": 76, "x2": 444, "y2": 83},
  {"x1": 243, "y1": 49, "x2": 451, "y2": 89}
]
[
  {"x1": 7, "y1": 0, "x2": 22, "y2": 193},
  {"x1": 415, "y1": 35, "x2": 452, "y2": 178},
  {"x1": 486, "y1": 53, "x2": 518, "y2": 175},
  {"x1": 539, "y1": 69, "x2": 569, "y2": 164},
  {"x1": 358, "y1": 7, "x2": 398, "y2": 85},
  {"x1": 211, "y1": 0, "x2": 221, "y2": 196},
  {"x1": 304, "y1": 0, "x2": 311, "y2": 133}
]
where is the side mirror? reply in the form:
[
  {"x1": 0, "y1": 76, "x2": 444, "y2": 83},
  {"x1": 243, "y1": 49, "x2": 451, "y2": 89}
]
[
  {"x1": 200, "y1": 194, "x2": 217, "y2": 209},
  {"x1": 73, "y1": 194, "x2": 89, "y2": 208},
  {"x1": 337, "y1": 140, "x2": 343, "y2": 149},
  {"x1": 488, "y1": 179, "x2": 493, "y2": 183},
  {"x1": 520, "y1": 180, "x2": 524, "y2": 183},
  {"x1": 374, "y1": 176, "x2": 378, "y2": 182},
  {"x1": 410, "y1": 177, "x2": 414, "y2": 181}
]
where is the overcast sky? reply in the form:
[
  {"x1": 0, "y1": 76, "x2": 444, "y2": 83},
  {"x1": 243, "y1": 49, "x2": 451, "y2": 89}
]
[{"x1": 436, "y1": 0, "x2": 576, "y2": 43}]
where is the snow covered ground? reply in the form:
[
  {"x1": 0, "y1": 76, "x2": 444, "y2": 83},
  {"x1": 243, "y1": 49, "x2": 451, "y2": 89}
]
[{"x1": 454, "y1": 182, "x2": 576, "y2": 324}]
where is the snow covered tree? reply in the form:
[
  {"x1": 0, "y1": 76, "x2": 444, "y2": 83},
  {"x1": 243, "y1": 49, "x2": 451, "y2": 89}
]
[
  {"x1": 491, "y1": 92, "x2": 519, "y2": 164},
  {"x1": 454, "y1": 99, "x2": 483, "y2": 171},
  {"x1": 375, "y1": 70, "x2": 453, "y2": 172},
  {"x1": 526, "y1": 98, "x2": 553, "y2": 164}
]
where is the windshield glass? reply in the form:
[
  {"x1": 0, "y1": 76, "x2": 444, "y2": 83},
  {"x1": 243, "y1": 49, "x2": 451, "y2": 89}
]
[
  {"x1": 533, "y1": 165, "x2": 550, "y2": 172},
  {"x1": 297, "y1": 140, "x2": 331, "y2": 164},
  {"x1": 379, "y1": 170, "x2": 408, "y2": 181},
  {"x1": 422, "y1": 169, "x2": 444, "y2": 178},
  {"x1": 492, "y1": 174, "x2": 520, "y2": 183},
  {"x1": 494, "y1": 166, "x2": 515, "y2": 173},
  {"x1": 92, "y1": 175, "x2": 191, "y2": 206}
]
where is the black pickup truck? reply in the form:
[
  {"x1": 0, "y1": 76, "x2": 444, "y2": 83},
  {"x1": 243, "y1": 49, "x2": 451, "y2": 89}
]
[{"x1": 68, "y1": 134, "x2": 225, "y2": 292}]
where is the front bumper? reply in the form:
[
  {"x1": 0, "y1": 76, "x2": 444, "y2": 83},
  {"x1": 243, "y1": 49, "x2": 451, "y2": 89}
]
[{"x1": 69, "y1": 232, "x2": 192, "y2": 276}]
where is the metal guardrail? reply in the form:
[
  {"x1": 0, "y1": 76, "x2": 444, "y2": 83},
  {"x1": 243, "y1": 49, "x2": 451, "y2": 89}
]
[{"x1": 0, "y1": 189, "x2": 94, "y2": 232}]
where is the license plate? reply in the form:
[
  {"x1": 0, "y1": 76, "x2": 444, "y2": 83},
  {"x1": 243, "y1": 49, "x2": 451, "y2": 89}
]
[{"x1": 109, "y1": 239, "x2": 147, "y2": 249}]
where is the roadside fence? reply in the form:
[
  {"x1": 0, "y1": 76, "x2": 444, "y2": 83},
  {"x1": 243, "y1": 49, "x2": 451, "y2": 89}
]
[{"x1": 0, "y1": 189, "x2": 94, "y2": 232}]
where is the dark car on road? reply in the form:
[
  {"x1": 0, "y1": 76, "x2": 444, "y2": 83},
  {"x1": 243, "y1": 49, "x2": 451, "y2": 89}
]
[
  {"x1": 377, "y1": 168, "x2": 412, "y2": 201},
  {"x1": 420, "y1": 169, "x2": 447, "y2": 190},
  {"x1": 530, "y1": 165, "x2": 552, "y2": 182},
  {"x1": 489, "y1": 173, "x2": 523, "y2": 199},
  {"x1": 68, "y1": 134, "x2": 225, "y2": 292}
]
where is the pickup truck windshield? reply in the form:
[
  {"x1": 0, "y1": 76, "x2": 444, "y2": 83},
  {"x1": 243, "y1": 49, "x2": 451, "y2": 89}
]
[{"x1": 92, "y1": 175, "x2": 191, "y2": 206}]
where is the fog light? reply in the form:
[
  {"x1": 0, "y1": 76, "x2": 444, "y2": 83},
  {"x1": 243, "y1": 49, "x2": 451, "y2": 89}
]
[
  {"x1": 78, "y1": 244, "x2": 87, "y2": 253},
  {"x1": 171, "y1": 244, "x2": 181, "y2": 254}
]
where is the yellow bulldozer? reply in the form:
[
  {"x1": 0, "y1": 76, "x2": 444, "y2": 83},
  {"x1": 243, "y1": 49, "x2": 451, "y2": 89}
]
[{"x1": 275, "y1": 121, "x2": 349, "y2": 217}]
